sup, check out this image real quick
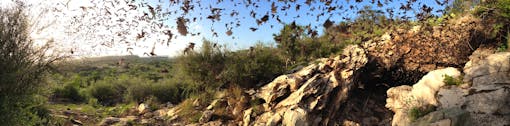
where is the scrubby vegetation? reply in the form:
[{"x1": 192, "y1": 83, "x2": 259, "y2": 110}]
[
  {"x1": 2, "y1": 0, "x2": 509, "y2": 125},
  {"x1": 0, "y1": 4, "x2": 58, "y2": 125}
]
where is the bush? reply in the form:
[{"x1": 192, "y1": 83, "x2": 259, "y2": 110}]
[
  {"x1": 174, "y1": 40, "x2": 227, "y2": 90},
  {"x1": 88, "y1": 81, "x2": 125, "y2": 106},
  {"x1": 125, "y1": 78, "x2": 183, "y2": 104},
  {"x1": 0, "y1": 3, "x2": 58, "y2": 125},
  {"x1": 473, "y1": 0, "x2": 510, "y2": 45},
  {"x1": 174, "y1": 40, "x2": 288, "y2": 90},
  {"x1": 223, "y1": 43, "x2": 287, "y2": 88},
  {"x1": 53, "y1": 84, "x2": 86, "y2": 102},
  {"x1": 151, "y1": 81, "x2": 181, "y2": 103}
]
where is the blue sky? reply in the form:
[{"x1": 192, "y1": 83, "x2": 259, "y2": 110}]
[
  {"x1": 5, "y1": 0, "x2": 450, "y2": 57},
  {"x1": 152, "y1": 0, "x2": 449, "y2": 51}
]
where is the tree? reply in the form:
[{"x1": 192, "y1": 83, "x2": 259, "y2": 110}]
[{"x1": 0, "y1": 3, "x2": 59, "y2": 125}]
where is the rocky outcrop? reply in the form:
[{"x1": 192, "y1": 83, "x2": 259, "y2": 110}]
[
  {"x1": 386, "y1": 51, "x2": 510, "y2": 126},
  {"x1": 243, "y1": 45, "x2": 368, "y2": 126},
  {"x1": 386, "y1": 67, "x2": 462, "y2": 126},
  {"x1": 449, "y1": 51, "x2": 510, "y2": 126},
  {"x1": 194, "y1": 15, "x2": 497, "y2": 126}
]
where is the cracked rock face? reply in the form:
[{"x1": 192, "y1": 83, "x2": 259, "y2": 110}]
[
  {"x1": 244, "y1": 45, "x2": 368, "y2": 126},
  {"x1": 458, "y1": 52, "x2": 510, "y2": 126}
]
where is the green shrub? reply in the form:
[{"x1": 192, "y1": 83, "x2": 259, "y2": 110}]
[
  {"x1": 443, "y1": 75, "x2": 463, "y2": 86},
  {"x1": 88, "y1": 82, "x2": 125, "y2": 106},
  {"x1": 125, "y1": 78, "x2": 183, "y2": 104},
  {"x1": 0, "y1": 4, "x2": 58, "y2": 125},
  {"x1": 53, "y1": 84, "x2": 86, "y2": 102},
  {"x1": 125, "y1": 83, "x2": 153, "y2": 103},
  {"x1": 173, "y1": 40, "x2": 227, "y2": 90},
  {"x1": 473, "y1": 0, "x2": 510, "y2": 45},
  {"x1": 223, "y1": 43, "x2": 287, "y2": 88},
  {"x1": 408, "y1": 105, "x2": 435, "y2": 121},
  {"x1": 151, "y1": 81, "x2": 181, "y2": 103}
]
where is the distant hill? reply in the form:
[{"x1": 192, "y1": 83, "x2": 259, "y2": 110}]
[{"x1": 55, "y1": 55, "x2": 174, "y2": 73}]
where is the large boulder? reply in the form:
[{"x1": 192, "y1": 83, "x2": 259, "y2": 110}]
[{"x1": 246, "y1": 45, "x2": 368, "y2": 125}]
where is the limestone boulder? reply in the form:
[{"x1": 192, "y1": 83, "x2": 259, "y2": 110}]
[{"x1": 247, "y1": 45, "x2": 368, "y2": 126}]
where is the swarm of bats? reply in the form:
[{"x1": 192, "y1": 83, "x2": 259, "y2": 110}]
[{"x1": 60, "y1": 0, "x2": 451, "y2": 56}]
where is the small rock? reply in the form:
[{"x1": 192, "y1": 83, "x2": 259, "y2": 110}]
[
  {"x1": 242, "y1": 108, "x2": 253, "y2": 126},
  {"x1": 429, "y1": 119, "x2": 451, "y2": 126},
  {"x1": 71, "y1": 119, "x2": 83, "y2": 126},
  {"x1": 411, "y1": 108, "x2": 470, "y2": 126},
  {"x1": 199, "y1": 110, "x2": 214, "y2": 123},
  {"x1": 138, "y1": 103, "x2": 149, "y2": 114},
  {"x1": 154, "y1": 109, "x2": 168, "y2": 117},
  {"x1": 193, "y1": 99, "x2": 200, "y2": 107},
  {"x1": 342, "y1": 120, "x2": 360, "y2": 126},
  {"x1": 99, "y1": 117, "x2": 121, "y2": 126},
  {"x1": 282, "y1": 107, "x2": 308, "y2": 126}
]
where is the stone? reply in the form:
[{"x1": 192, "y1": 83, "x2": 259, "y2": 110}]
[
  {"x1": 464, "y1": 88, "x2": 510, "y2": 115},
  {"x1": 464, "y1": 52, "x2": 510, "y2": 87},
  {"x1": 411, "y1": 67, "x2": 461, "y2": 106},
  {"x1": 249, "y1": 45, "x2": 368, "y2": 126},
  {"x1": 117, "y1": 116, "x2": 139, "y2": 126},
  {"x1": 437, "y1": 87, "x2": 466, "y2": 109},
  {"x1": 167, "y1": 107, "x2": 181, "y2": 121},
  {"x1": 138, "y1": 103, "x2": 149, "y2": 114},
  {"x1": 99, "y1": 117, "x2": 121, "y2": 126},
  {"x1": 242, "y1": 108, "x2": 253, "y2": 126},
  {"x1": 282, "y1": 107, "x2": 308, "y2": 126},
  {"x1": 70, "y1": 119, "x2": 83, "y2": 126},
  {"x1": 342, "y1": 120, "x2": 361, "y2": 126},
  {"x1": 265, "y1": 113, "x2": 282, "y2": 126},
  {"x1": 206, "y1": 99, "x2": 225, "y2": 110},
  {"x1": 429, "y1": 119, "x2": 451, "y2": 126},
  {"x1": 411, "y1": 108, "x2": 470, "y2": 126},
  {"x1": 256, "y1": 75, "x2": 291, "y2": 104},
  {"x1": 199, "y1": 110, "x2": 213, "y2": 123},
  {"x1": 154, "y1": 109, "x2": 168, "y2": 117}
]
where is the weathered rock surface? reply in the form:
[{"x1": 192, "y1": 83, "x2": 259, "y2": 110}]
[
  {"x1": 457, "y1": 51, "x2": 510, "y2": 126},
  {"x1": 386, "y1": 67, "x2": 462, "y2": 126},
  {"x1": 411, "y1": 108, "x2": 470, "y2": 126},
  {"x1": 99, "y1": 117, "x2": 121, "y2": 126},
  {"x1": 387, "y1": 51, "x2": 510, "y2": 126},
  {"x1": 194, "y1": 15, "x2": 497, "y2": 126},
  {"x1": 242, "y1": 45, "x2": 369, "y2": 126}
]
